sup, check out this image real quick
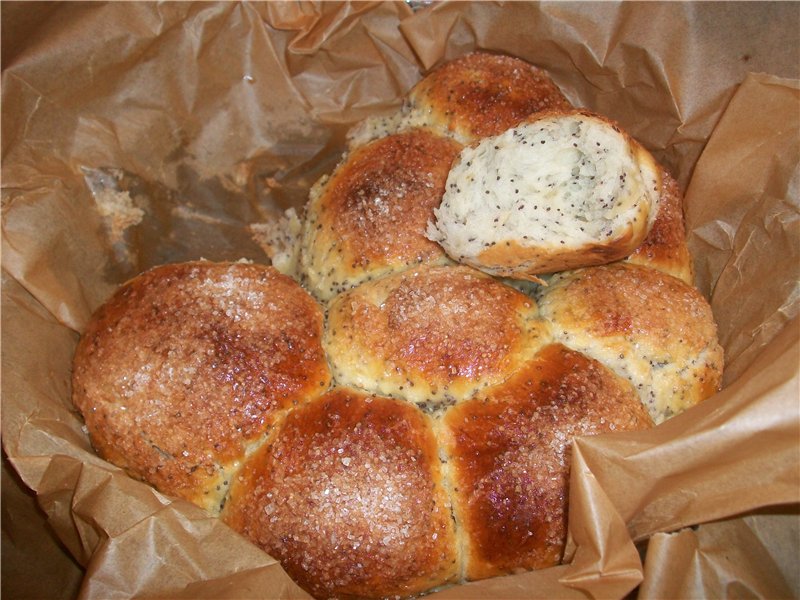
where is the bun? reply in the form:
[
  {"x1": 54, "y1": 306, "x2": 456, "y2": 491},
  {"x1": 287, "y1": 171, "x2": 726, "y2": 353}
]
[
  {"x1": 222, "y1": 388, "x2": 460, "y2": 599},
  {"x1": 324, "y1": 264, "x2": 548, "y2": 410},
  {"x1": 347, "y1": 51, "x2": 571, "y2": 148},
  {"x1": 443, "y1": 343, "x2": 652, "y2": 580},
  {"x1": 403, "y1": 51, "x2": 572, "y2": 143},
  {"x1": 427, "y1": 110, "x2": 662, "y2": 282},
  {"x1": 71, "y1": 261, "x2": 330, "y2": 512},
  {"x1": 299, "y1": 128, "x2": 462, "y2": 300},
  {"x1": 72, "y1": 52, "x2": 723, "y2": 599},
  {"x1": 536, "y1": 263, "x2": 723, "y2": 423}
]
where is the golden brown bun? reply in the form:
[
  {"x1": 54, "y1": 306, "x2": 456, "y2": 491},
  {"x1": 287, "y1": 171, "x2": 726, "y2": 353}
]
[
  {"x1": 300, "y1": 129, "x2": 463, "y2": 301},
  {"x1": 71, "y1": 261, "x2": 331, "y2": 512},
  {"x1": 222, "y1": 388, "x2": 460, "y2": 600},
  {"x1": 536, "y1": 263, "x2": 723, "y2": 423},
  {"x1": 442, "y1": 344, "x2": 653, "y2": 581},
  {"x1": 406, "y1": 52, "x2": 572, "y2": 143},
  {"x1": 324, "y1": 264, "x2": 550, "y2": 410},
  {"x1": 626, "y1": 166, "x2": 694, "y2": 285}
]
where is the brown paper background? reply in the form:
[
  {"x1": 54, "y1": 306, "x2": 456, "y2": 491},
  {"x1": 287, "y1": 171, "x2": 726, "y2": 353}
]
[
  {"x1": 2, "y1": 2, "x2": 799, "y2": 599},
  {"x1": 639, "y1": 507, "x2": 800, "y2": 599}
]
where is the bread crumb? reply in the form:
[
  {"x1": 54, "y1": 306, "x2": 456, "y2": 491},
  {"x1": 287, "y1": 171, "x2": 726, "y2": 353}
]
[
  {"x1": 94, "y1": 188, "x2": 144, "y2": 242},
  {"x1": 250, "y1": 208, "x2": 302, "y2": 276}
]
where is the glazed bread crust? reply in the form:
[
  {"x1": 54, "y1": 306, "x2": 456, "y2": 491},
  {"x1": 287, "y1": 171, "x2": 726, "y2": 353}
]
[
  {"x1": 347, "y1": 51, "x2": 571, "y2": 148},
  {"x1": 626, "y1": 166, "x2": 694, "y2": 285},
  {"x1": 324, "y1": 265, "x2": 550, "y2": 410},
  {"x1": 536, "y1": 263, "x2": 723, "y2": 423},
  {"x1": 404, "y1": 51, "x2": 572, "y2": 144},
  {"x1": 222, "y1": 388, "x2": 460, "y2": 600},
  {"x1": 442, "y1": 344, "x2": 652, "y2": 580},
  {"x1": 300, "y1": 129, "x2": 462, "y2": 301},
  {"x1": 71, "y1": 261, "x2": 331, "y2": 512}
]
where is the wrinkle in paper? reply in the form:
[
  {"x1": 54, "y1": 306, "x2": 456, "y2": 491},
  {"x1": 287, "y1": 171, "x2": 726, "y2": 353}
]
[{"x1": 639, "y1": 510, "x2": 800, "y2": 599}]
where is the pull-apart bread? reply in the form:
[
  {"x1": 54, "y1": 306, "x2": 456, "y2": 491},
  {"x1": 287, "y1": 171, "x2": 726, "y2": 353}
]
[{"x1": 72, "y1": 51, "x2": 722, "y2": 599}]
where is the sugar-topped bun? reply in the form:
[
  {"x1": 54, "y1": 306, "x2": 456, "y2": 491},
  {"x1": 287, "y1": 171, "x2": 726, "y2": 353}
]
[
  {"x1": 536, "y1": 263, "x2": 723, "y2": 423},
  {"x1": 442, "y1": 343, "x2": 653, "y2": 580},
  {"x1": 222, "y1": 387, "x2": 459, "y2": 599},
  {"x1": 71, "y1": 261, "x2": 331, "y2": 512},
  {"x1": 324, "y1": 264, "x2": 550, "y2": 410},
  {"x1": 347, "y1": 51, "x2": 571, "y2": 148},
  {"x1": 427, "y1": 110, "x2": 662, "y2": 282},
  {"x1": 626, "y1": 166, "x2": 694, "y2": 285},
  {"x1": 300, "y1": 129, "x2": 463, "y2": 301},
  {"x1": 403, "y1": 51, "x2": 571, "y2": 144}
]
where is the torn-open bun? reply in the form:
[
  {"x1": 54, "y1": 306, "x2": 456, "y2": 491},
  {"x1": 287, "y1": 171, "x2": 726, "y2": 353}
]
[{"x1": 427, "y1": 110, "x2": 662, "y2": 282}]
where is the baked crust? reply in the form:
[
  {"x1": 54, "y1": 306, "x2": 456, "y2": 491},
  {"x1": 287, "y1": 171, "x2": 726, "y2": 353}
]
[
  {"x1": 71, "y1": 261, "x2": 330, "y2": 512},
  {"x1": 626, "y1": 166, "x2": 694, "y2": 285},
  {"x1": 300, "y1": 129, "x2": 462, "y2": 300},
  {"x1": 223, "y1": 388, "x2": 460, "y2": 599},
  {"x1": 407, "y1": 51, "x2": 572, "y2": 143},
  {"x1": 536, "y1": 263, "x2": 723, "y2": 423},
  {"x1": 476, "y1": 228, "x2": 639, "y2": 283},
  {"x1": 442, "y1": 344, "x2": 652, "y2": 581},
  {"x1": 324, "y1": 264, "x2": 550, "y2": 410}
]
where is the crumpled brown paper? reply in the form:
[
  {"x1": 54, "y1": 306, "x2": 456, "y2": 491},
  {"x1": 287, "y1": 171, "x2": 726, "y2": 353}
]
[
  {"x1": 2, "y1": 2, "x2": 799, "y2": 599},
  {"x1": 640, "y1": 508, "x2": 800, "y2": 599}
]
